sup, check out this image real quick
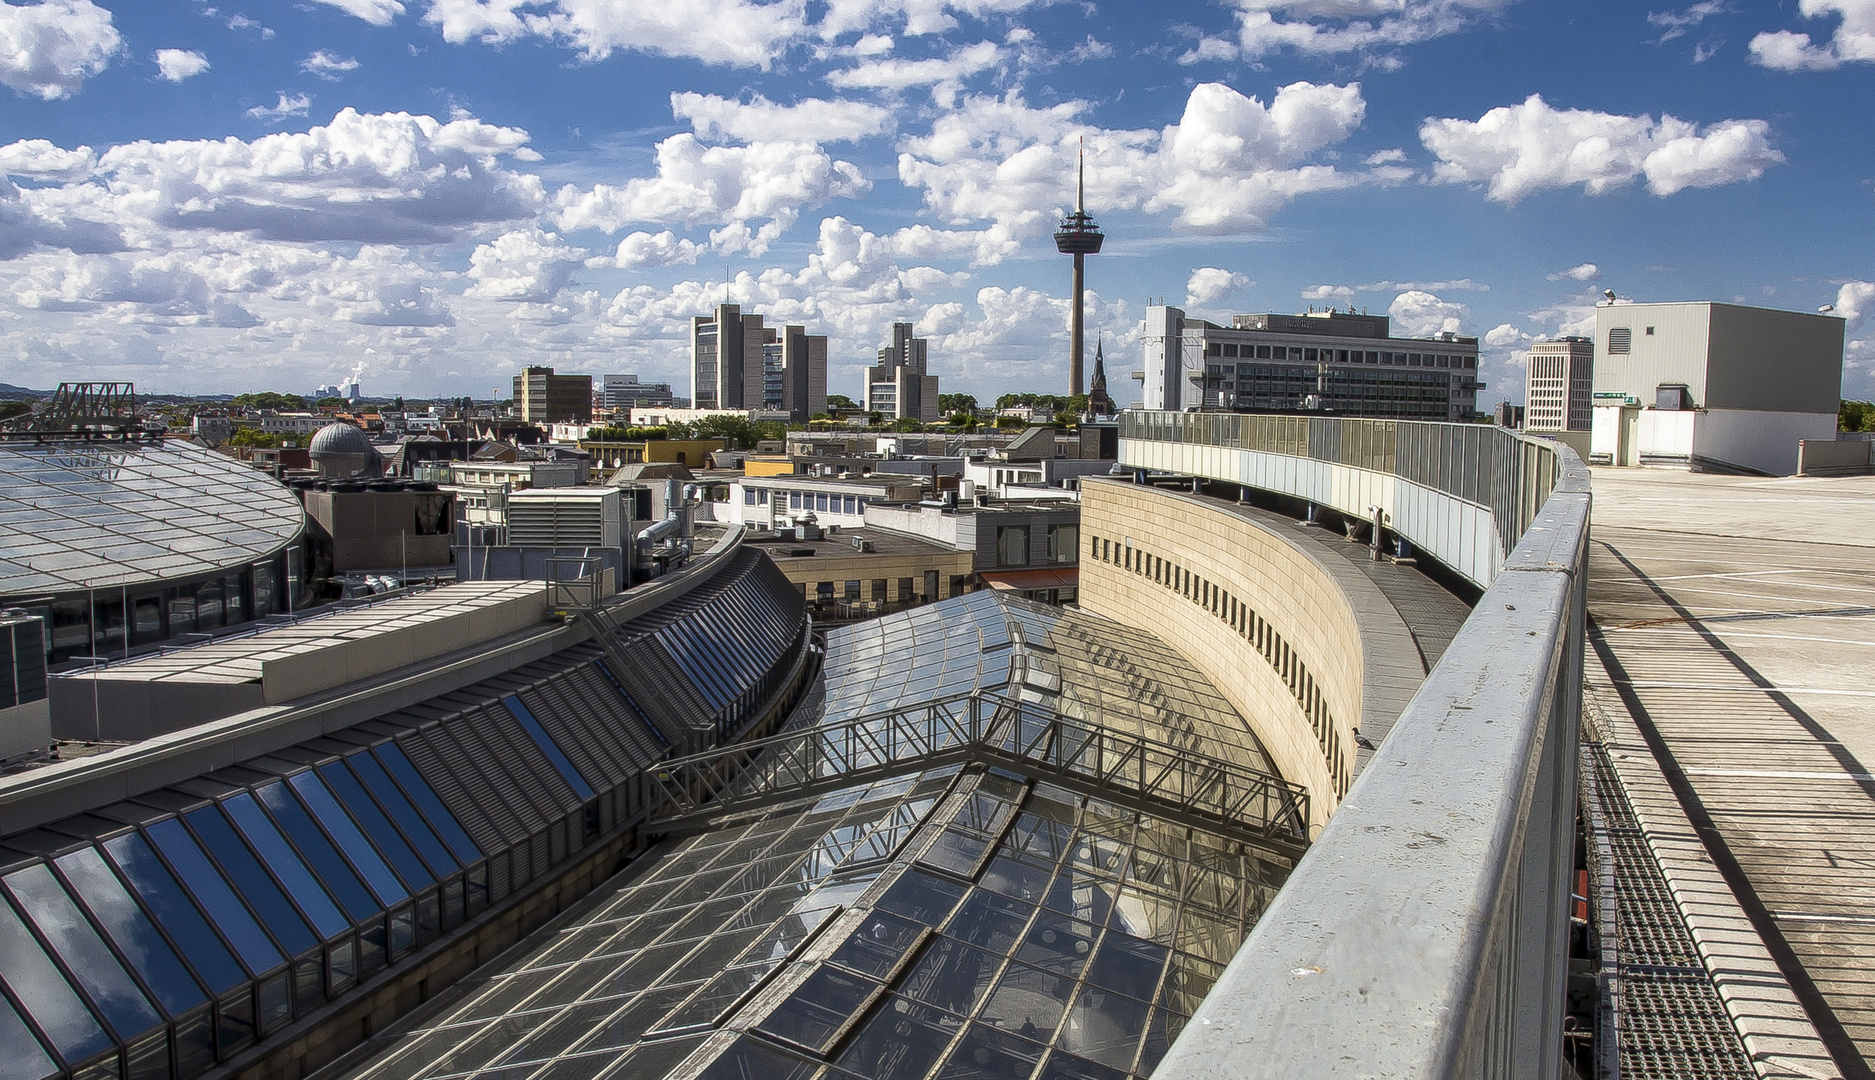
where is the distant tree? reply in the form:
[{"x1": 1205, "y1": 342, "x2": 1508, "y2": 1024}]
[
  {"x1": 810, "y1": 411, "x2": 831, "y2": 422},
  {"x1": 938, "y1": 392, "x2": 978, "y2": 415},
  {"x1": 315, "y1": 396, "x2": 347, "y2": 409},
  {"x1": 1841, "y1": 400, "x2": 1875, "y2": 432},
  {"x1": 827, "y1": 394, "x2": 860, "y2": 411},
  {"x1": 230, "y1": 391, "x2": 307, "y2": 411},
  {"x1": 585, "y1": 425, "x2": 670, "y2": 441},
  {"x1": 890, "y1": 417, "x2": 922, "y2": 432},
  {"x1": 867, "y1": 411, "x2": 883, "y2": 425},
  {"x1": 667, "y1": 414, "x2": 787, "y2": 449},
  {"x1": 228, "y1": 428, "x2": 280, "y2": 448},
  {"x1": 947, "y1": 412, "x2": 973, "y2": 426},
  {"x1": 0, "y1": 401, "x2": 30, "y2": 422},
  {"x1": 994, "y1": 392, "x2": 1069, "y2": 412}
]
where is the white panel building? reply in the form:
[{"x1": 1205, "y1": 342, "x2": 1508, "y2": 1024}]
[{"x1": 1589, "y1": 301, "x2": 1843, "y2": 475}]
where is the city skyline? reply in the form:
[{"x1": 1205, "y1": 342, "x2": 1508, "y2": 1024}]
[{"x1": 0, "y1": 0, "x2": 1870, "y2": 404}]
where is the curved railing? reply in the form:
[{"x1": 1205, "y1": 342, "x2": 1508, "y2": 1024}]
[
  {"x1": 1122, "y1": 412, "x2": 1590, "y2": 1080},
  {"x1": 1119, "y1": 411, "x2": 1570, "y2": 588}
]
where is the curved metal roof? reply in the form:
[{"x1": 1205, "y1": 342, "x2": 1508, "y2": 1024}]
[
  {"x1": 0, "y1": 438, "x2": 305, "y2": 597},
  {"x1": 309, "y1": 421, "x2": 372, "y2": 457}
]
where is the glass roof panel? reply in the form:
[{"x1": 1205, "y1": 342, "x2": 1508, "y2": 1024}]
[
  {"x1": 339, "y1": 593, "x2": 1292, "y2": 1080},
  {"x1": 0, "y1": 440, "x2": 304, "y2": 596}
]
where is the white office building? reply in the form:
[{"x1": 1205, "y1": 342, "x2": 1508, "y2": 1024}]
[{"x1": 1524, "y1": 337, "x2": 1594, "y2": 433}]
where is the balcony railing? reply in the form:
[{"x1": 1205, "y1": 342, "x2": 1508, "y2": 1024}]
[{"x1": 1120, "y1": 411, "x2": 1589, "y2": 1080}]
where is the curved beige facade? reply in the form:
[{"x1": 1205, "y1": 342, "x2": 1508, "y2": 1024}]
[{"x1": 1079, "y1": 479, "x2": 1370, "y2": 830}]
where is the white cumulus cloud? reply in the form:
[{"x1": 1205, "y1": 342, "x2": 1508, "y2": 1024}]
[
  {"x1": 1187, "y1": 267, "x2": 1255, "y2": 306},
  {"x1": 1835, "y1": 281, "x2": 1875, "y2": 324},
  {"x1": 1300, "y1": 283, "x2": 1353, "y2": 303},
  {"x1": 302, "y1": 50, "x2": 361, "y2": 79},
  {"x1": 604, "y1": 230, "x2": 704, "y2": 269},
  {"x1": 552, "y1": 134, "x2": 868, "y2": 255},
  {"x1": 826, "y1": 39, "x2": 1003, "y2": 100},
  {"x1": 0, "y1": 139, "x2": 96, "y2": 181},
  {"x1": 424, "y1": 0, "x2": 808, "y2": 69},
  {"x1": 69, "y1": 108, "x2": 544, "y2": 246},
  {"x1": 897, "y1": 81, "x2": 1382, "y2": 245},
  {"x1": 672, "y1": 92, "x2": 892, "y2": 144},
  {"x1": 816, "y1": 0, "x2": 1050, "y2": 39},
  {"x1": 464, "y1": 228, "x2": 587, "y2": 302},
  {"x1": 154, "y1": 49, "x2": 210, "y2": 82},
  {"x1": 247, "y1": 93, "x2": 313, "y2": 122},
  {"x1": 307, "y1": 0, "x2": 406, "y2": 26},
  {"x1": 1548, "y1": 263, "x2": 1598, "y2": 281},
  {"x1": 1750, "y1": 0, "x2": 1875, "y2": 70},
  {"x1": 1234, "y1": 0, "x2": 1514, "y2": 61},
  {"x1": 1389, "y1": 290, "x2": 1467, "y2": 338},
  {"x1": 1483, "y1": 322, "x2": 1527, "y2": 348},
  {"x1": 1421, "y1": 94, "x2": 1782, "y2": 203},
  {"x1": 0, "y1": 0, "x2": 121, "y2": 100}
]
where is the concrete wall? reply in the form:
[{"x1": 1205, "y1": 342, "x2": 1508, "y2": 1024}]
[
  {"x1": 1695, "y1": 408, "x2": 1837, "y2": 475},
  {"x1": 1079, "y1": 480, "x2": 1363, "y2": 829},
  {"x1": 1799, "y1": 438, "x2": 1875, "y2": 475}
]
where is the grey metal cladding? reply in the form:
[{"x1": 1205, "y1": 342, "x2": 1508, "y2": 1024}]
[{"x1": 1704, "y1": 302, "x2": 1845, "y2": 413}]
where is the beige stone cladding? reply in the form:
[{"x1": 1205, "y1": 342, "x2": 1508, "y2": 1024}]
[{"x1": 1079, "y1": 480, "x2": 1364, "y2": 832}]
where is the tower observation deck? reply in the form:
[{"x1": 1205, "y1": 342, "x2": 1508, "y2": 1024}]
[{"x1": 1055, "y1": 139, "x2": 1104, "y2": 398}]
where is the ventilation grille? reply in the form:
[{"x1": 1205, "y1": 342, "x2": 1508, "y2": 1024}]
[{"x1": 1607, "y1": 327, "x2": 1632, "y2": 355}]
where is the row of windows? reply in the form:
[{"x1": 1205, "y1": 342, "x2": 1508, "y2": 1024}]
[
  {"x1": 1085, "y1": 532, "x2": 1352, "y2": 798},
  {"x1": 27, "y1": 554, "x2": 294, "y2": 665},
  {"x1": 1205, "y1": 342, "x2": 1476, "y2": 369},
  {"x1": 741, "y1": 489, "x2": 871, "y2": 516},
  {"x1": 803, "y1": 574, "x2": 966, "y2": 606},
  {"x1": 990, "y1": 524, "x2": 1079, "y2": 568}
]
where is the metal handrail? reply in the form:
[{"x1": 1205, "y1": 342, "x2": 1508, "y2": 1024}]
[
  {"x1": 639, "y1": 686, "x2": 1311, "y2": 856},
  {"x1": 1119, "y1": 410, "x2": 1590, "y2": 1080}
]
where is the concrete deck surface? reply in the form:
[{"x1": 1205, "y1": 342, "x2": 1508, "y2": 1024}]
[{"x1": 1588, "y1": 467, "x2": 1875, "y2": 1079}]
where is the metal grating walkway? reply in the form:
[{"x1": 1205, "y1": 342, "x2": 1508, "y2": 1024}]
[
  {"x1": 639, "y1": 687, "x2": 1311, "y2": 859},
  {"x1": 1583, "y1": 740, "x2": 1755, "y2": 1079}
]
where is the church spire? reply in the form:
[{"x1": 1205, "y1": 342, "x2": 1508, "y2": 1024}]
[{"x1": 1087, "y1": 331, "x2": 1112, "y2": 417}]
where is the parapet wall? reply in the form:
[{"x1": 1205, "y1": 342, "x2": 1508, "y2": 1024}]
[
  {"x1": 1079, "y1": 480, "x2": 1364, "y2": 829},
  {"x1": 1115, "y1": 411, "x2": 1592, "y2": 1079}
]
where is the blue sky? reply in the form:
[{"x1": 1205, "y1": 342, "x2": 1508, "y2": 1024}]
[{"x1": 2, "y1": 0, "x2": 1873, "y2": 405}]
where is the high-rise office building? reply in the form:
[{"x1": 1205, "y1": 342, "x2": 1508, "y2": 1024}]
[
  {"x1": 512, "y1": 365, "x2": 593, "y2": 424},
  {"x1": 1523, "y1": 337, "x2": 1593, "y2": 433},
  {"x1": 1139, "y1": 305, "x2": 1484, "y2": 420},
  {"x1": 599, "y1": 374, "x2": 675, "y2": 411},
  {"x1": 864, "y1": 322, "x2": 940, "y2": 423},
  {"x1": 691, "y1": 304, "x2": 826, "y2": 420}
]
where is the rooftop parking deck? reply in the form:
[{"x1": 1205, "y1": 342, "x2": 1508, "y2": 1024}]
[{"x1": 1587, "y1": 468, "x2": 1875, "y2": 1079}]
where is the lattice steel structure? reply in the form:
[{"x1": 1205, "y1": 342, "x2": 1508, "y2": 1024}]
[{"x1": 644, "y1": 687, "x2": 1309, "y2": 857}]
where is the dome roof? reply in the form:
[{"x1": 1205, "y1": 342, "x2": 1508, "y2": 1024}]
[{"x1": 310, "y1": 422, "x2": 372, "y2": 457}]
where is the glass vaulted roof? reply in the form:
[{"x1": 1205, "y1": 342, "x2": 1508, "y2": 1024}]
[
  {"x1": 0, "y1": 439, "x2": 305, "y2": 597},
  {"x1": 345, "y1": 594, "x2": 1291, "y2": 1080}
]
